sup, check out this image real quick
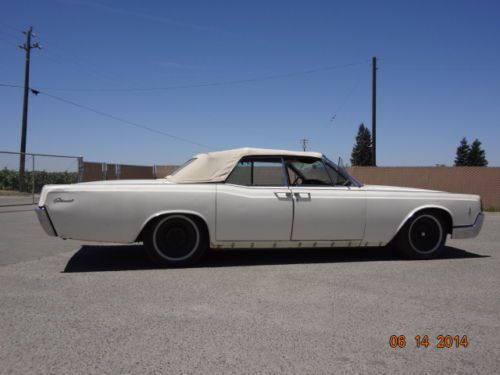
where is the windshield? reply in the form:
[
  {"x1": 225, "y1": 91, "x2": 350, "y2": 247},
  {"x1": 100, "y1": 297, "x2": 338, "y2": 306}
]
[
  {"x1": 167, "y1": 158, "x2": 197, "y2": 177},
  {"x1": 323, "y1": 157, "x2": 363, "y2": 187}
]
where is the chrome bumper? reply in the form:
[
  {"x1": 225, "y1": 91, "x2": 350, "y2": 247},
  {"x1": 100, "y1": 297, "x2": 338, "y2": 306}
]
[
  {"x1": 451, "y1": 212, "x2": 484, "y2": 239},
  {"x1": 35, "y1": 206, "x2": 57, "y2": 237}
]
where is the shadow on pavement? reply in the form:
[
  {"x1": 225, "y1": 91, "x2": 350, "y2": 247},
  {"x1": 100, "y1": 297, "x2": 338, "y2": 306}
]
[{"x1": 63, "y1": 244, "x2": 489, "y2": 273}]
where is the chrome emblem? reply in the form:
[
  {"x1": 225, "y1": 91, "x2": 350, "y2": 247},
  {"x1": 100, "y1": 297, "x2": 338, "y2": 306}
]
[{"x1": 53, "y1": 197, "x2": 74, "y2": 203}]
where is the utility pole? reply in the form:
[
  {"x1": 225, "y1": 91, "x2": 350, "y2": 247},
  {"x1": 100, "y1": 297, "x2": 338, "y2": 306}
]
[
  {"x1": 371, "y1": 56, "x2": 377, "y2": 166},
  {"x1": 300, "y1": 138, "x2": 309, "y2": 151},
  {"x1": 18, "y1": 26, "x2": 40, "y2": 191}
]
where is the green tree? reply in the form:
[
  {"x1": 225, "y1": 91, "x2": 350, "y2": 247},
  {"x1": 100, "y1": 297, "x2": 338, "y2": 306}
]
[
  {"x1": 454, "y1": 137, "x2": 470, "y2": 166},
  {"x1": 468, "y1": 139, "x2": 488, "y2": 166},
  {"x1": 350, "y1": 123, "x2": 373, "y2": 166}
]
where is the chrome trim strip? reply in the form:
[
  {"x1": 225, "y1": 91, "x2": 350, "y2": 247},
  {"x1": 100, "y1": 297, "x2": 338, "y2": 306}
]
[
  {"x1": 35, "y1": 206, "x2": 57, "y2": 237},
  {"x1": 451, "y1": 212, "x2": 484, "y2": 239},
  {"x1": 211, "y1": 240, "x2": 363, "y2": 249}
]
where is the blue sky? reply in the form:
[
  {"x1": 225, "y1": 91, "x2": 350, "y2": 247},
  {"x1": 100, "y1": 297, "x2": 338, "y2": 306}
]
[{"x1": 0, "y1": 0, "x2": 499, "y2": 166}]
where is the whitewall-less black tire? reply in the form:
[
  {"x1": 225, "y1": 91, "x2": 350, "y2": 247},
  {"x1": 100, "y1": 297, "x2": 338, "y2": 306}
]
[
  {"x1": 394, "y1": 212, "x2": 447, "y2": 259},
  {"x1": 143, "y1": 215, "x2": 207, "y2": 267}
]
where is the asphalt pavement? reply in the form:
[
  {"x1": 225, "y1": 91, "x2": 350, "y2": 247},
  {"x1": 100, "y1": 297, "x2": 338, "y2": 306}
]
[{"x1": 0, "y1": 210, "x2": 499, "y2": 374}]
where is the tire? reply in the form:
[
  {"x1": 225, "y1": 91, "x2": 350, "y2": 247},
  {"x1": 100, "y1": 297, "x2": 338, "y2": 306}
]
[
  {"x1": 143, "y1": 215, "x2": 207, "y2": 267},
  {"x1": 394, "y1": 212, "x2": 447, "y2": 259}
]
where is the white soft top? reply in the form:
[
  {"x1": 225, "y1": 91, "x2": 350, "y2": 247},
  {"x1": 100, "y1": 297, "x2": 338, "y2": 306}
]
[{"x1": 166, "y1": 147, "x2": 323, "y2": 183}]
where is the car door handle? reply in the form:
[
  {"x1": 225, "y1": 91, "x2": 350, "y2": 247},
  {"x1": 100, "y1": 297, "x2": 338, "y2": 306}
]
[
  {"x1": 294, "y1": 192, "x2": 311, "y2": 200},
  {"x1": 274, "y1": 192, "x2": 292, "y2": 199}
]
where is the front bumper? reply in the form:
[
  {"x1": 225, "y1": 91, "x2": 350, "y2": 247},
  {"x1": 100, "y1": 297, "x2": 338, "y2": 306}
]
[
  {"x1": 35, "y1": 206, "x2": 57, "y2": 237},
  {"x1": 451, "y1": 212, "x2": 484, "y2": 239}
]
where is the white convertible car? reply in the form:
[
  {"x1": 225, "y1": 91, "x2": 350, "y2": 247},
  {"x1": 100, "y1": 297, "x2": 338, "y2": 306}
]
[{"x1": 36, "y1": 148, "x2": 484, "y2": 266}]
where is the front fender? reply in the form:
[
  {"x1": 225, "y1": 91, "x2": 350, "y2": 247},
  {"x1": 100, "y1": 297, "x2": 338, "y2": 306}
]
[{"x1": 394, "y1": 204, "x2": 453, "y2": 236}]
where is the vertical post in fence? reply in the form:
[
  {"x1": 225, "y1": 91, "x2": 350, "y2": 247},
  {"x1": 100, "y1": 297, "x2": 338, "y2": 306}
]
[
  {"x1": 102, "y1": 163, "x2": 107, "y2": 180},
  {"x1": 32, "y1": 154, "x2": 35, "y2": 204},
  {"x1": 77, "y1": 157, "x2": 84, "y2": 183},
  {"x1": 153, "y1": 165, "x2": 157, "y2": 179}
]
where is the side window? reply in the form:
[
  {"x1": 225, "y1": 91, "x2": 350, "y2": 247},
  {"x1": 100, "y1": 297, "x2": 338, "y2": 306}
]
[
  {"x1": 226, "y1": 157, "x2": 285, "y2": 186},
  {"x1": 325, "y1": 163, "x2": 348, "y2": 186},
  {"x1": 286, "y1": 158, "x2": 332, "y2": 186}
]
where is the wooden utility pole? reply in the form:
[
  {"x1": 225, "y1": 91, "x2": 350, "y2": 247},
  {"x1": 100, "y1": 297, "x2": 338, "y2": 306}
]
[
  {"x1": 371, "y1": 56, "x2": 377, "y2": 166},
  {"x1": 18, "y1": 26, "x2": 40, "y2": 191},
  {"x1": 300, "y1": 138, "x2": 309, "y2": 151}
]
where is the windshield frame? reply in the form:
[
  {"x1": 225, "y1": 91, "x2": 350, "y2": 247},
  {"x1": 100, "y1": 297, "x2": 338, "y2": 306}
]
[
  {"x1": 167, "y1": 158, "x2": 197, "y2": 177},
  {"x1": 323, "y1": 157, "x2": 363, "y2": 187}
]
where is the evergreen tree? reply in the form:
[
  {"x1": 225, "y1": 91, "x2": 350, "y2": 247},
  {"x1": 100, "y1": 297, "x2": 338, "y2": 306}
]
[
  {"x1": 468, "y1": 139, "x2": 488, "y2": 166},
  {"x1": 350, "y1": 123, "x2": 373, "y2": 166},
  {"x1": 454, "y1": 137, "x2": 470, "y2": 166}
]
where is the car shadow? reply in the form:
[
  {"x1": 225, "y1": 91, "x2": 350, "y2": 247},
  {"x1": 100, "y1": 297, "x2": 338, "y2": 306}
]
[{"x1": 63, "y1": 244, "x2": 489, "y2": 273}]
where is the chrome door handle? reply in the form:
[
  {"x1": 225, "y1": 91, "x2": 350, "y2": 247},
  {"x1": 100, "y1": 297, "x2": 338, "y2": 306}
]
[
  {"x1": 274, "y1": 192, "x2": 292, "y2": 199},
  {"x1": 294, "y1": 192, "x2": 311, "y2": 199}
]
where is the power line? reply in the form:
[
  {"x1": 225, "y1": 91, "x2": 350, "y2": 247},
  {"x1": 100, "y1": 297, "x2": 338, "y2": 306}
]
[
  {"x1": 33, "y1": 61, "x2": 368, "y2": 92},
  {"x1": 329, "y1": 69, "x2": 364, "y2": 123},
  {"x1": 0, "y1": 83, "x2": 216, "y2": 150},
  {"x1": 0, "y1": 83, "x2": 23, "y2": 88},
  {"x1": 36, "y1": 90, "x2": 216, "y2": 151}
]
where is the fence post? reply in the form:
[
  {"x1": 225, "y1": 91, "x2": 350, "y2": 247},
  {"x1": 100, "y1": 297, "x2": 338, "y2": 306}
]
[
  {"x1": 153, "y1": 165, "x2": 157, "y2": 179},
  {"x1": 102, "y1": 163, "x2": 107, "y2": 180},
  {"x1": 77, "y1": 156, "x2": 84, "y2": 183},
  {"x1": 116, "y1": 164, "x2": 121, "y2": 180},
  {"x1": 32, "y1": 154, "x2": 35, "y2": 204}
]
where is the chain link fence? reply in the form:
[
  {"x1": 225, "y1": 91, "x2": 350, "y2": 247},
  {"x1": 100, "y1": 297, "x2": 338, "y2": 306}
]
[{"x1": 0, "y1": 151, "x2": 83, "y2": 207}]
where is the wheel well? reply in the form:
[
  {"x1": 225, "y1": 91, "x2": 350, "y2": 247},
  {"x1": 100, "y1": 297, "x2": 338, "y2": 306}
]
[
  {"x1": 408, "y1": 208, "x2": 453, "y2": 234},
  {"x1": 135, "y1": 213, "x2": 210, "y2": 243}
]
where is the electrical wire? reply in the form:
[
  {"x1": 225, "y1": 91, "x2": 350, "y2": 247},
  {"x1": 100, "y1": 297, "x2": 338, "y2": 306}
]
[
  {"x1": 0, "y1": 83, "x2": 23, "y2": 88},
  {"x1": 329, "y1": 72, "x2": 364, "y2": 123},
  {"x1": 36, "y1": 90, "x2": 217, "y2": 150},
  {"x1": 0, "y1": 59, "x2": 368, "y2": 150},
  {"x1": 34, "y1": 61, "x2": 368, "y2": 92},
  {"x1": 0, "y1": 82, "x2": 215, "y2": 150}
]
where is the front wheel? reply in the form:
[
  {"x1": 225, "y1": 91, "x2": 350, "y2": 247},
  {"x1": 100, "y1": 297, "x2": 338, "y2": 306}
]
[
  {"x1": 394, "y1": 212, "x2": 447, "y2": 259},
  {"x1": 143, "y1": 215, "x2": 207, "y2": 267}
]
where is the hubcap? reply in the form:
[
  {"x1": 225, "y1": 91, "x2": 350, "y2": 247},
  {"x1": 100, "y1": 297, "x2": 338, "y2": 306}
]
[
  {"x1": 408, "y1": 215, "x2": 443, "y2": 254},
  {"x1": 153, "y1": 216, "x2": 200, "y2": 261}
]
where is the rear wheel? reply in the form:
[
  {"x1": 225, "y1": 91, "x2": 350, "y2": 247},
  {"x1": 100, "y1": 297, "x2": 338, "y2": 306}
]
[
  {"x1": 394, "y1": 212, "x2": 447, "y2": 259},
  {"x1": 143, "y1": 215, "x2": 207, "y2": 267}
]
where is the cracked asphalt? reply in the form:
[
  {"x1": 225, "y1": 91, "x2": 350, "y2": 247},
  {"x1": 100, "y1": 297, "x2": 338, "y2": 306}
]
[{"x1": 0, "y1": 209, "x2": 499, "y2": 374}]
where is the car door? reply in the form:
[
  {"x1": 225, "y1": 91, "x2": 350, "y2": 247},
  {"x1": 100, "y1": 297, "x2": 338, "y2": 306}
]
[
  {"x1": 287, "y1": 157, "x2": 366, "y2": 241},
  {"x1": 216, "y1": 156, "x2": 293, "y2": 241}
]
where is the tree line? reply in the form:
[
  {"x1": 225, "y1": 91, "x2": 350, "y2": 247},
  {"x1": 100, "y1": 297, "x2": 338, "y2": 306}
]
[{"x1": 350, "y1": 124, "x2": 488, "y2": 166}]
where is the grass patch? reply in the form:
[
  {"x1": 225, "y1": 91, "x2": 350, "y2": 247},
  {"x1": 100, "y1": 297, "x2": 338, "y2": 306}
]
[
  {"x1": 485, "y1": 207, "x2": 500, "y2": 212},
  {"x1": 0, "y1": 190, "x2": 34, "y2": 196}
]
